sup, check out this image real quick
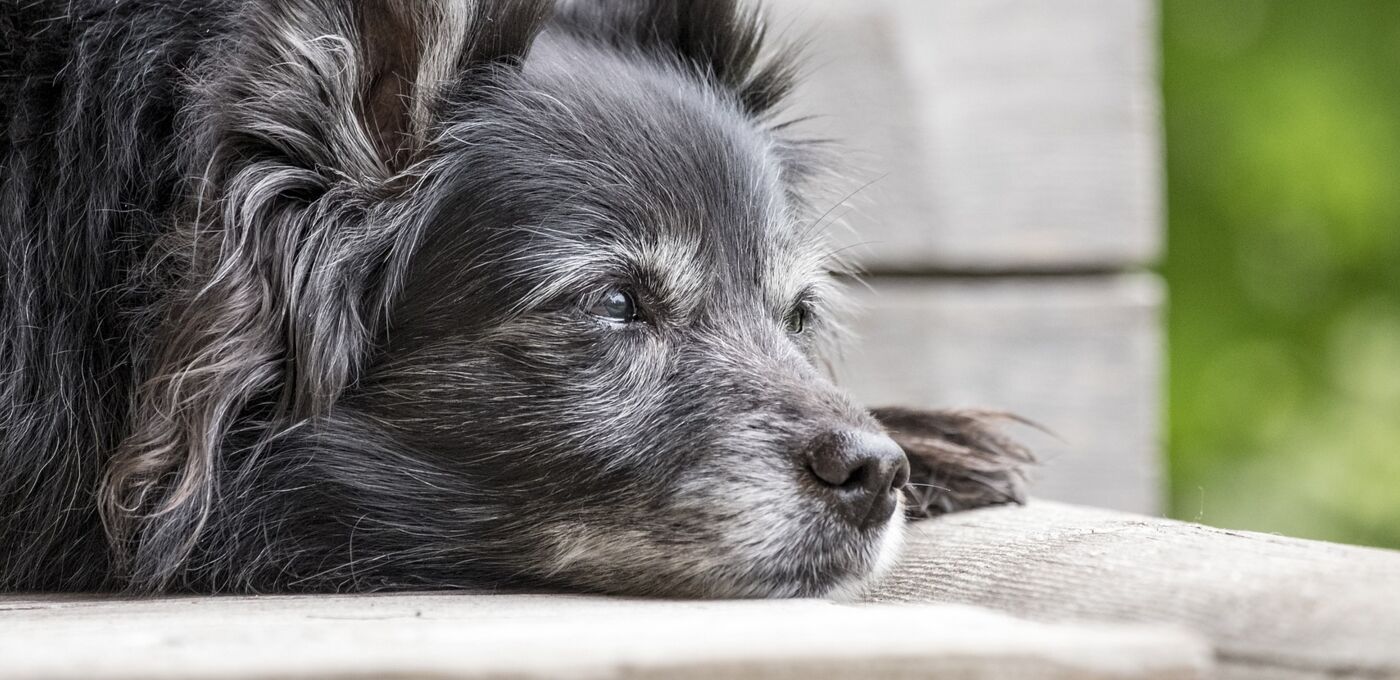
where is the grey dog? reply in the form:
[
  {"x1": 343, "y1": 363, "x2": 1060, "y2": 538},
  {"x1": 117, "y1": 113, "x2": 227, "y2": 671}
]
[{"x1": 0, "y1": 0, "x2": 1031, "y2": 596}]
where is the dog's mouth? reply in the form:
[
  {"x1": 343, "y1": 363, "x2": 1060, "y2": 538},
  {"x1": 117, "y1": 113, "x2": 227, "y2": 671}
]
[
  {"x1": 533, "y1": 484, "x2": 909, "y2": 599},
  {"x1": 763, "y1": 505, "x2": 909, "y2": 600},
  {"x1": 701, "y1": 506, "x2": 909, "y2": 600}
]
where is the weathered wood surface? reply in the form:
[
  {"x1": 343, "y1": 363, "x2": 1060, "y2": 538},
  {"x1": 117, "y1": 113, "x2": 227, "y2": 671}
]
[
  {"x1": 775, "y1": 0, "x2": 1161, "y2": 270},
  {"x1": 835, "y1": 275, "x2": 1164, "y2": 514},
  {"x1": 5, "y1": 502, "x2": 1396, "y2": 679},
  {"x1": 0, "y1": 593, "x2": 1209, "y2": 680},
  {"x1": 875, "y1": 502, "x2": 1400, "y2": 680}
]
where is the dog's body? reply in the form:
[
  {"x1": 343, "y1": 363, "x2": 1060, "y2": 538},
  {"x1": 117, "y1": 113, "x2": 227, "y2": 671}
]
[{"x1": 1, "y1": 0, "x2": 1028, "y2": 596}]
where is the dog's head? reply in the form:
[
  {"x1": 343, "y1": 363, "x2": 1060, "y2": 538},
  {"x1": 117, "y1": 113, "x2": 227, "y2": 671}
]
[
  {"x1": 357, "y1": 2, "x2": 913, "y2": 597},
  {"x1": 104, "y1": 0, "x2": 1023, "y2": 596}
]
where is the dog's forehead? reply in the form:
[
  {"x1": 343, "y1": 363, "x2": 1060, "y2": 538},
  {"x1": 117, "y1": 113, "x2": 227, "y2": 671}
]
[{"x1": 497, "y1": 36, "x2": 826, "y2": 307}]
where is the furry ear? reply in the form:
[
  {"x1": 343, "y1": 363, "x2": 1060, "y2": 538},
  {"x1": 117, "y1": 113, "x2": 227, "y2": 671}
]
[
  {"x1": 225, "y1": 0, "x2": 553, "y2": 176},
  {"x1": 100, "y1": 0, "x2": 552, "y2": 591},
  {"x1": 355, "y1": 0, "x2": 555, "y2": 168},
  {"x1": 554, "y1": 0, "x2": 799, "y2": 116},
  {"x1": 870, "y1": 407, "x2": 1036, "y2": 520}
]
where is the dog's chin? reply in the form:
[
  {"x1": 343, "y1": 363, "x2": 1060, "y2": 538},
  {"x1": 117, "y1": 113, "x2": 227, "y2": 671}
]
[
  {"x1": 643, "y1": 515, "x2": 907, "y2": 600},
  {"x1": 770, "y1": 509, "x2": 908, "y2": 602},
  {"x1": 535, "y1": 494, "x2": 909, "y2": 599},
  {"x1": 818, "y1": 512, "x2": 907, "y2": 602}
]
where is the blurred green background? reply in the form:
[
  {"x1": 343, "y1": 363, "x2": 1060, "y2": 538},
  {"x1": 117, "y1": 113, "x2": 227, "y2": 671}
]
[{"x1": 1162, "y1": 0, "x2": 1400, "y2": 548}]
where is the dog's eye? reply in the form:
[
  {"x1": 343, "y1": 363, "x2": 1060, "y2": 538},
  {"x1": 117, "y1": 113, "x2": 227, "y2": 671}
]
[
  {"x1": 589, "y1": 289, "x2": 641, "y2": 323},
  {"x1": 785, "y1": 303, "x2": 809, "y2": 334}
]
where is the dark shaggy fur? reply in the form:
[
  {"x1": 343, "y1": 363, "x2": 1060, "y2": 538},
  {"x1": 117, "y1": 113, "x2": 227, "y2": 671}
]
[{"x1": 0, "y1": 0, "x2": 1031, "y2": 596}]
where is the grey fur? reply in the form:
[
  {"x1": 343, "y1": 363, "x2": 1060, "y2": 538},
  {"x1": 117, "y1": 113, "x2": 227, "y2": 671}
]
[{"x1": 0, "y1": 0, "x2": 1031, "y2": 596}]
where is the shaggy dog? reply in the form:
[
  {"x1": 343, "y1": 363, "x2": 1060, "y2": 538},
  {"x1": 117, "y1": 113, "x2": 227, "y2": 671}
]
[{"x1": 0, "y1": 0, "x2": 1030, "y2": 596}]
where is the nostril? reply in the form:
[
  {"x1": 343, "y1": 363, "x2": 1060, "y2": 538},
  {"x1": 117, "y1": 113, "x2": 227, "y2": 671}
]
[
  {"x1": 808, "y1": 458, "x2": 854, "y2": 489},
  {"x1": 806, "y1": 433, "x2": 859, "y2": 488},
  {"x1": 836, "y1": 461, "x2": 869, "y2": 490},
  {"x1": 815, "y1": 460, "x2": 883, "y2": 495}
]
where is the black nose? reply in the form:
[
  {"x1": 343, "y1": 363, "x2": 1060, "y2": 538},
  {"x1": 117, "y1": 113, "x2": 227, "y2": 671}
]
[{"x1": 805, "y1": 430, "x2": 910, "y2": 530}]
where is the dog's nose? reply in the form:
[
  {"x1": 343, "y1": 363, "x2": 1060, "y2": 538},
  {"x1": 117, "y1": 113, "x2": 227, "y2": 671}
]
[{"x1": 805, "y1": 430, "x2": 910, "y2": 530}]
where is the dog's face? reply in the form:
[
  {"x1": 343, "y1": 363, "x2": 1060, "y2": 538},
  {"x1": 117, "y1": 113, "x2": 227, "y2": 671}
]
[
  {"x1": 348, "y1": 27, "x2": 907, "y2": 597},
  {"x1": 103, "y1": 0, "x2": 985, "y2": 596}
]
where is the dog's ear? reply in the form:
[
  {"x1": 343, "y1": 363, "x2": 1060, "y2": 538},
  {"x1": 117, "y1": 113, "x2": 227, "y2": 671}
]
[
  {"x1": 355, "y1": 0, "x2": 554, "y2": 167},
  {"x1": 870, "y1": 407, "x2": 1036, "y2": 520},
  {"x1": 101, "y1": 0, "x2": 553, "y2": 591},
  {"x1": 555, "y1": 0, "x2": 799, "y2": 116},
  {"x1": 223, "y1": 0, "x2": 554, "y2": 175}
]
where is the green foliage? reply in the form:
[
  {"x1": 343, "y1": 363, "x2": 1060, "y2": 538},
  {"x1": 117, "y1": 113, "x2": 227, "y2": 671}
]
[{"x1": 1162, "y1": 0, "x2": 1400, "y2": 547}]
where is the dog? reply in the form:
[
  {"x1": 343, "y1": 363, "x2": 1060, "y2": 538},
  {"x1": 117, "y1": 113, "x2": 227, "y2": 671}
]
[{"x1": 0, "y1": 0, "x2": 1031, "y2": 597}]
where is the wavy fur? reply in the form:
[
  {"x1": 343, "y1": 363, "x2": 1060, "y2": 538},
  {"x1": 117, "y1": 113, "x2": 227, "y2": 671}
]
[{"x1": 1, "y1": 0, "x2": 1030, "y2": 595}]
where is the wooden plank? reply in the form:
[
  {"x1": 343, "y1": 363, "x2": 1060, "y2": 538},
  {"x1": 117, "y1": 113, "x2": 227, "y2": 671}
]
[
  {"x1": 0, "y1": 594, "x2": 1209, "y2": 679},
  {"x1": 877, "y1": 502, "x2": 1400, "y2": 680},
  {"x1": 773, "y1": 0, "x2": 1161, "y2": 269},
  {"x1": 833, "y1": 274, "x2": 1163, "y2": 514}
]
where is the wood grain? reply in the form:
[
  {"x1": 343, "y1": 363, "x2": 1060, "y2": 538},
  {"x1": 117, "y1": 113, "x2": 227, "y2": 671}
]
[
  {"x1": 0, "y1": 593, "x2": 1208, "y2": 679},
  {"x1": 877, "y1": 502, "x2": 1400, "y2": 680}
]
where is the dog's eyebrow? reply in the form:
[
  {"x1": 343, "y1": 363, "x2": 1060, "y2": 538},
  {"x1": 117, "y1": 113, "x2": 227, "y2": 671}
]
[
  {"x1": 620, "y1": 233, "x2": 708, "y2": 316},
  {"x1": 760, "y1": 229, "x2": 840, "y2": 311},
  {"x1": 495, "y1": 223, "x2": 708, "y2": 319}
]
